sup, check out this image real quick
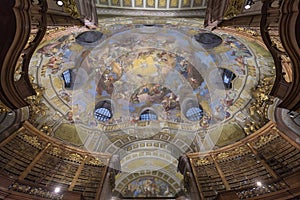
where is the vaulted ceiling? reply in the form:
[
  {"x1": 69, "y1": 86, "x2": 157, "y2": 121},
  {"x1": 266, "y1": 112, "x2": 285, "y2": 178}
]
[
  {"x1": 26, "y1": 17, "x2": 276, "y2": 197},
  {"x1": 1, "y1": 0, "x2": 300, "y2": 199}
]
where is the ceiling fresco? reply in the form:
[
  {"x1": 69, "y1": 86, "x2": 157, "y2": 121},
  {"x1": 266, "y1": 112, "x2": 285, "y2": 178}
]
[
  {"x1": 122, "y1": 176, "x2": 176, "y2": 197},
  {"x1": 28, "y1": 18, "x2": 275, "y2": 151},
  {"x1": 28, "y1": 18, "x2": 275, "y2": 197}
]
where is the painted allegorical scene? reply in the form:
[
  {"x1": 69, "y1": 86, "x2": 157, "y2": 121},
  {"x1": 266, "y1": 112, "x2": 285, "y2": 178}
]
[
  {"x1": 29, "y1": 18, "x2": 275, "y2": 150},
  {"x1": 122, "y1": 177, "x2": 176, "y2": 197}
]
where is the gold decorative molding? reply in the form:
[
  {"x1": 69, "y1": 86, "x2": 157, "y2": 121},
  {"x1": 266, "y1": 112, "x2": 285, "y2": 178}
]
[
  {"x1": 235, "y1": 27, "x2": 259, "y2": 37},
  {"x1": 40, "y1": 124, "x2": 53, "y2": 135},
  {"x1": 194, "y1": 157, "x2": 210, "y2": 166},
  {"x1": 223, "y1": 0, "x2": 244, "y2": 19},
  {"x1": 0, "y1": 100, "x2": 11, "y2": 114},
  {"x1": 216, "y1": 152, "x2": 229, "y2": 160},
  {"x1": 20, "y1": 121, "x2": 111, "y2": 161},
  {"x1": 68, "y1": 153, "x2": 84, "y2": 162},
  {"x1": 252, "y1": 129, "x2": 279, "y2": 149},
  {"x1": 49, "y1": 146, "x2": 63, "y2": 157},
  {"x1": 215, "y1": 145, "x2": 251, "y2": 161},
  {"x1": 244, "y1": 77, "x2": 275, "y2": 135},
  {"x1": 88, "y1": 157, "x2": 105, "y2": 166},
  {"x1": 19, "y1": 134, "x2": 42, "y2": 149},
  {"x1": 26, "y1": 83, "x2": 48, "y2": 122},
  {"x1": 62, "y1": 0, "x2": 81, "y2": 19}
]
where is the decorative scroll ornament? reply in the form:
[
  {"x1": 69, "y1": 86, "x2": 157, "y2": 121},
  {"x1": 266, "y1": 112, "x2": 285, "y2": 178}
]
[
  {"x1": 68, "y1": 153, "x2": 83, "y2": 162},
  {"x1": 244, "y1": 76, "x2": 275, "y2": 135},
  {"x1": 40, "y1": 123, "x2": 53, "y2": 135},
  {"x1": 235, "y1": 27, "x2": 259, "y2": 37},
  {"x1": 216, "y1": 152, "x2": 229, "y2": 159},
  {"x1": 194, "y1": 157, "x2": 210, "y2": 166},
  {"x1": 233, "y1": 146, "x2": 251, "y2": 155},
  {"x1": 223, "y1": 0, "x2": 244, "y2": 19},
  {"x1": 253, "y1": 130, "x2": 279, "y2": 148},
  {"x1": 88, "y1": 157, "x2": 104, "y2": 166},
  {"x1": 215, "y1": 146, "x2": 251, "y2": 161},
  {"x1": 26, "y1": 82, "x2": 48, "y2": 122},
  {"x1": 50, "y1": 146, "x2": 63, "y2": 157},
  {"x1": 270, "y1": 36, "x2": 285, "y2": 52},
  {"x1": 20, "y1": 134, "x2": 42, "y2": 149},
  {"x1": 62, "y1": 0, "x2": 81, "y2": 19}
]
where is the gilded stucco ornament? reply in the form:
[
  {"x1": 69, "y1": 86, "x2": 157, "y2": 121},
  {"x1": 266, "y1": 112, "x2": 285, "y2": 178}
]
[
  {"x1": 61, "y1": 0, "x2": 80, "y2": 19},
  {"x1": 270, "y1": 36, "x2": 285, "y2": 52},
  {"x1": 40, "y1": 124, "x2": 53, "y2": 135},
  {"x1": 26, "y1": 83, "x2": 48, "y2": 122},
  {"x1": 19, "y1": 134, "x2": 42, "y2": 149},
  {"x1": 235, "y1": 27, "x2": 259, "y2": 37},
  {"x1": 216, "y1": 152, "x2": 229, "y2": 159},
  {"x1": 0, "y1": 101, "x2": 11, "y2": 114},
  {"x1": 194, "y1": 157, "x2": 210, "y2": 166},
  {"x1": 88, "y1": 157, "x2": 105, "y2": 166},
  {"x1": 50, "y1": 146, "x2": 63, "y2": 157},
  {"x1": 244, "y1": 76, "x2": 275, "y2": 135},
  {"x1": 68, "y1": 153, "x2": 83, "y2": 162},
  {"x1": 252, "y1": 129, "x2": 279, "y2": 148},
  {"x1": 223, "y1": 0, "x2": 244, "y2": 19},
  {"x1": 215, "y1": 145, "x2": 251, "y2": 161},
  {"x1": 233, "y1": 146, "x2": 251, "y2": 155}
]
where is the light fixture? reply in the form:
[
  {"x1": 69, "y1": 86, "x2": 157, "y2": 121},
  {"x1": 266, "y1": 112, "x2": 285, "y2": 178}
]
[
  {"x1": 256, "y1": 181, "x2": 262, "y2": 187},
  {"x1": 245, "y1": 0, "x2": 254, "y2": 9},
  {"x1": 54, "y1": 187, "x2": 61, "y2": 193},
  {"x1": 56, "y1": 0, "x2": 64, "y2": 6},
  {"x1": 289, "y1": 112, "x2": 295, "y2": 118}
]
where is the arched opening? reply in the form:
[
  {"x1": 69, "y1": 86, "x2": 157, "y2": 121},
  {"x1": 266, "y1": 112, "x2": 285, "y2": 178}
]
[
  {"x1": 94, "y1": 101, "x2": 113, "y2": 122},
  {"x1": 186, "y1": 106, "x2": 203, "y2": 121},
  {"x1": 140, "y1": 109, "x2": 157, "y2": 121}
]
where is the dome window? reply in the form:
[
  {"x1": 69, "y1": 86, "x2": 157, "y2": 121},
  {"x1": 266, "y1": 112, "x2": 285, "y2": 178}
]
[
  {"x1": 186, "y1": 106, "x2": 203, "y2": 121},
  {"x1": 62, "y1": 69, "x2": 72, "y2": 88},
  {"x1": 94, "y1": 101, "x2": 112, "y2": 122},
  {"x1": 221, "y1": 68, "x2": 236, "y2": 89},
  {"x1": 140, "y1": 109, "x2": 157, "y2": 121}
]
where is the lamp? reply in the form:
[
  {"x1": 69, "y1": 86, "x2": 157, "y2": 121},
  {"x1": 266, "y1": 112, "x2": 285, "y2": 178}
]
[
  {"x1": 56, "y1": 0, "x2": 64, "y2": 6},
  {"x1": 245, "y1": 0, "x2": 254, "y2": 9},
  {"x1": 54, "y1": 187, "x2": 61, "y2": 193},
  {"x1": 256, "y1": 181, "x2": 262, "y2": 187}
]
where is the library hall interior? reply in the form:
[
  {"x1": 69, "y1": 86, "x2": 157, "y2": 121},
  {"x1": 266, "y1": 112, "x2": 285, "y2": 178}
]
[{"x1": 0, "y1": 0, "x2": 300, "y2": 199}]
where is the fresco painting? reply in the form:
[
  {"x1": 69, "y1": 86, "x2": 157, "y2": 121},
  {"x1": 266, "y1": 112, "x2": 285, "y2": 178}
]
[
  {"x1": 123, "y1": 177, "x2": 175, "y2": 197},
  {"x1": 29, "y1": 19, "x2": 274, "y2": 149}
]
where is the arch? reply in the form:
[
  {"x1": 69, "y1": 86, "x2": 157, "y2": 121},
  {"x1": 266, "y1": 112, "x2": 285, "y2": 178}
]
[
  {"x1": 94, "y1": 100, "x2": 113, "y2": 122},
  {"x1": 140, "y1": 109, "x2": 157, "y2": 121}
]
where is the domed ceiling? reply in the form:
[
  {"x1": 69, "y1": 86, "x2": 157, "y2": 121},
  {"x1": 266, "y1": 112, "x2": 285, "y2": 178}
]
[{"x1": 28, "y1": 18, "x2": 275, "y2": 197}]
